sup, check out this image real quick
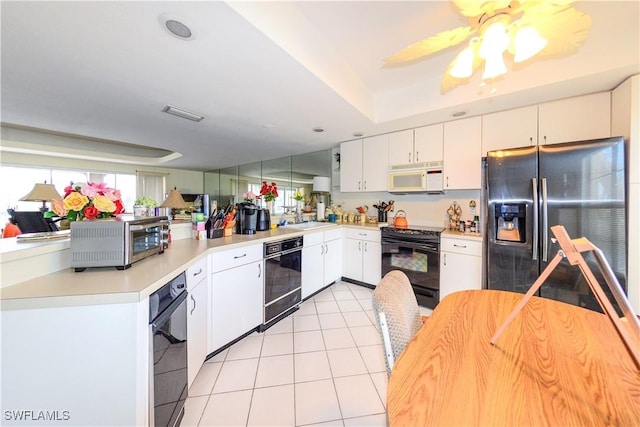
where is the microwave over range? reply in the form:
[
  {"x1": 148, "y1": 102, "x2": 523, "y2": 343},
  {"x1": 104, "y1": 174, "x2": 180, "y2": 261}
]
[
  {"x1": 70, "y1": 215, "x2": 169, "y2": 271},
  {"x1": 388, "y1": 161, "x2": 444, "y2": 194}
]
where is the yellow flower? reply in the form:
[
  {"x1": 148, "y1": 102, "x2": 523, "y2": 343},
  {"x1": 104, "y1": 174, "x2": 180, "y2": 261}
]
[
  {"x1": 63, "y1": 192, "x2": 89, "y2": 211},
  {"x1": 293, "y1": 190, "x2": 304, "y2": 201},
  {"x1": 93, "y1": 195, "x2": 116, "y2": 213}
]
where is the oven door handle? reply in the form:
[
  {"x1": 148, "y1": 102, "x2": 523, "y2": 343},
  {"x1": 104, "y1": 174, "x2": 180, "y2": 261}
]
[
  {"x1": 266, "y1": 247, "x2": 302, "y2": 259},
  {"x1": 382, "y1": 239, "x2": 439, "y2": 252},
  {"x1": 151, "y1": 291, "x2": 187, "y2": 333}
]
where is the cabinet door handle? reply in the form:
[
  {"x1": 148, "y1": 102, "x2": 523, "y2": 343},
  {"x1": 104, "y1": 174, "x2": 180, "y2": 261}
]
[
  {"x1": 409, "y1": 152, "x2": 412, "y2": 163},
  {"x1": 416, "y1": 151, "x2": 419, "y2": 162},
  {"x1": 446, "y1": 176, "x2": 449, "y2": 187},
  {"x1": 444, "y1": 253, "x2": 447, "y2": 266},
  {"x1": 453, "y1": 244, "x2": 467, "y2": 248},
  {"x1": 234, "y1": 253, "x2": 247, "y2": 259},
  {"x1": 363, "y1": 180, "x2": 367, "y2": 191},
  {"x1": 544, "y1": 135, "x2": 547, "y2": 144},
  {"x1": 325, "y1": 243, "x2": 328, "y2": 254},
  {"x1": 364, "y1": 242, "x2": 368, "y2": 252},
  {"x1": 320, "y1": 244, "x2": 325, "y2": 255},
  {"x1": 190, "y1": 294, "x2": 196, "y2": 316},
  {"x1": 358, "y1": 181, "x2": 361, "y2": 191},
  {"x1": 258, "y1": 263, "x2": 262, "y2": 278},
  {"x1": 359, "y1": 241, "x2": 362, "y2": 251},
  {"x1": 192, "y1": 268, "x2": 203, "y2": 277},
  {"x1": 529, "y1": 137, "x2": 533, "y2": 145}
]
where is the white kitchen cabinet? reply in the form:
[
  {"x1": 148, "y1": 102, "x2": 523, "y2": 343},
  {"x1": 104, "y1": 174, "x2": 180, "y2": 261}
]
[
  {"x1": 440, "y1": 235, "x2": 482, "y2": 302},
  {"x1": 209, "y1": 244, "x2": 263, "y2": 353},
  {"x1": 414, "y1": 123, "x2": 444, "y2": 163},
  {"x1": 443, "y1": 116, "x2": 482, "y2": 190},
  {"x1": 343, "y1": 227, "x2": 381, "y2": 285},
  {"x1": 538, "y1": 92, "x2": 611, "y2": 145},
  {"x1": 186, "y1": 256, "x2": 208, "y2": 390},
  {"x1": 302, "y1": 228, "x2": 343, "y2": 299},
  {"x1": 389, "y1": 125, "x2": 443, "y2": 166},
  {"x1": 482, "y1": 105, "x2": 538, "y2": 154},
  {"x1": 340, "y1": 135, "x2": 388, "y2": 192}
]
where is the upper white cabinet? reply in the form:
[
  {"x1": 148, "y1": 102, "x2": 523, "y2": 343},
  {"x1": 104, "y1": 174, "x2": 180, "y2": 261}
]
[
  {"x1": 443, "y1": 116, "x2": 482, "y2": 190},
  {"x1": 388, "y1": 125, "x2": 443, "y2": 166},
  {"x1": 538, "y1": 92, "x2": 611, "y2": 145},
  {"x1": 482, "y1": 105, "x2": 538, "y2": 154},
  {"x1": 340, "y1": 135, "x2": 388, "y2": 192}
]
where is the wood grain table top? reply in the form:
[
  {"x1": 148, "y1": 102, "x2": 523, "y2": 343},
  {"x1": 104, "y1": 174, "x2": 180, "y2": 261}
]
[{"x1": 387, "y1": 290, "x2": 640, "y2": 427}]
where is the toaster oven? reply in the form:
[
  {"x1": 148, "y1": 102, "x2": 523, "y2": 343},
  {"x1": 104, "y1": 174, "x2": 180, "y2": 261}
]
[{"x1": 70, "y1": 216, "x2": 169, "y2": 272}]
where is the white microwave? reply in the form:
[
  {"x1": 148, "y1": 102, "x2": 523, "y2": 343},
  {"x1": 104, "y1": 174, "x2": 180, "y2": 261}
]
[{"x1": 388, "y1": 161, "x2": 444, "y2": 194}]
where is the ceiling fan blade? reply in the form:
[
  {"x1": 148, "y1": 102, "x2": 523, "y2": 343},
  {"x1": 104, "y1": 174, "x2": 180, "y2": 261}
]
[
  {"x1": 383, "y1": 26, "x2": 475, "y2": 66},
  {"x1": 518, "y1": 4, "x2": 591, "y2": 57},
  {"x1": 452, "y1": 0, "x2": 513, "y2": 18}
]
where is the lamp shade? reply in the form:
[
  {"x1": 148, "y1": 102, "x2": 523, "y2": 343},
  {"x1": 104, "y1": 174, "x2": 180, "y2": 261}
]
[
  {"x1": 312, "y1": 176, "x2": 331, "y2": 193},
  {"x1": 159, "y1": 188, "x2": 188, "y2": 209},
  {"x1": 19, "y1": 183, "x2": 61, "y2": 202}
]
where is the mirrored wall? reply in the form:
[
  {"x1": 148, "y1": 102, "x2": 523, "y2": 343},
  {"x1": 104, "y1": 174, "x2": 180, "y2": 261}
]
[{"x1": 204, "y1": 149, "x2": 332, "y2": 215}]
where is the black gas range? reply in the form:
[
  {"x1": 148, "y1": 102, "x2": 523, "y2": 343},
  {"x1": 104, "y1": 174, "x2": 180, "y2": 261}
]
[{"x1": 380, "y1": 225, "x2": 444, "y2": 309}]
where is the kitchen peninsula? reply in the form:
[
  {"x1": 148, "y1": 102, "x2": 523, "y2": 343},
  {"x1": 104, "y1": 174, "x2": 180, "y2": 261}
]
[{"x1": 0, "y1": 221, "x2": 381, "y2": 426}]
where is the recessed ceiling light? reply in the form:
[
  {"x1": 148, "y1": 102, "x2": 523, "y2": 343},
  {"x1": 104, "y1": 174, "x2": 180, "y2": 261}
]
[
  {"x1": 313, "y1": 127, "x2": 324, "y2": 133},
  {"x1": 352, "y1": 132, "x2": 364, "y2": 137},
  {"x1": 162, "y1": 105, "x2": 204, "y2": 122},
  {"x1": 452, "y1": 111, "x2": 467, "y2": 117},
  {"x1": 159, "y1": 13, "x2": 196, "y2": 40}
]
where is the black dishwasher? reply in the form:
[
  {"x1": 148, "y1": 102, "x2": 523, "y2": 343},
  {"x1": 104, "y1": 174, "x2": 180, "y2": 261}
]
[
  {"x1": 262, "y1": 236, "x2": 303, "y2": 330},
  {"x1": 149, "y1": 272, "x2": 187, "y2": 427}
]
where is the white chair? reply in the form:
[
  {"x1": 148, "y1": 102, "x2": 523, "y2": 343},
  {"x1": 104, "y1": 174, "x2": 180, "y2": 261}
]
[{"x1": 372, "y1": 270, "x2": 426, "y2": 375}]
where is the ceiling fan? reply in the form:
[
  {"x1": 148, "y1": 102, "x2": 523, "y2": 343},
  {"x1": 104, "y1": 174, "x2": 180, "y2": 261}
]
[{"x1": 383, "y1": 0, "x2": 592, "y2": 93}]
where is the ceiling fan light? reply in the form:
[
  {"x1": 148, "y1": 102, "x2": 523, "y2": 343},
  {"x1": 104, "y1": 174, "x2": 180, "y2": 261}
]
[
  {"x1": 449, "y1": 46, "x2": 474, "y2": 78},
  {"x1": 513, "y1": 26, "x2": 548, "y2": 62},
  {"x1": 479, "y1": 22, "x2": 509, "y2": 59},
  {"x1": 482, "y1": 52, "x2": 508, "y2": 80}
]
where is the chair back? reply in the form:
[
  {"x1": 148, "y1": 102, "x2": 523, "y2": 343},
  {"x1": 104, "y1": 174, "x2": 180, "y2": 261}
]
[{"x1": 372, "y1": 270, "x2": 423, "y2": 375}]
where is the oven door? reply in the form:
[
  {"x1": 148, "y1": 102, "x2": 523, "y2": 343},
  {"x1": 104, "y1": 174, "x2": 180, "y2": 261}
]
[{"x1": 382, "y1": 238, "x2": 440, "y2": 307}]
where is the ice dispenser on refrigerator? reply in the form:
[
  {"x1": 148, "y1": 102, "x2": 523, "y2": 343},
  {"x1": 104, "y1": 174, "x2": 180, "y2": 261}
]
[{"x1": 495, "y1": 203, "x2": 526, "y2": 243}]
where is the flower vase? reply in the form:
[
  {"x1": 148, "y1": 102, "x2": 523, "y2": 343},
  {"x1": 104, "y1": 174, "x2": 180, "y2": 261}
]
[{"x1": 266, "y1": 201, "x2": 274, "y2": 214}]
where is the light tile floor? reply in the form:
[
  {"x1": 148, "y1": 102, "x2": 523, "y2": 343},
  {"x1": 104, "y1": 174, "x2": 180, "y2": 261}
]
[{"x1": 181, "y1": 280, "x2": 431, "y2": 427}]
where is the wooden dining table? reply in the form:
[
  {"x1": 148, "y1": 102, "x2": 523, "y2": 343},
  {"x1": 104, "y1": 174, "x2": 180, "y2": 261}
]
[{"x1": 387, "y1": 290, "x2": 640, "y2": 426}]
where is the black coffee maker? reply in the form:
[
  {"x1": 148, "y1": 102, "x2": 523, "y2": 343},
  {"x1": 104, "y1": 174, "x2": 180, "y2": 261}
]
[
  {"x1": 236, "y1": 202, "x2": 258, "y2": 235},
  {"x1": 256, "y1": 208, "x2": 270, "y2": 231}
]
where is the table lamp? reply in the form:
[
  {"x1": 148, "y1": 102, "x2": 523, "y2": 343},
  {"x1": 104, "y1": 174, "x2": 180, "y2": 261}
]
[
  {"x1": 159, "y1": 188, "x2": 188, "y2": 219},
  {"x1": 19, "y1": 182, "x2": 62, "y2": 212}
]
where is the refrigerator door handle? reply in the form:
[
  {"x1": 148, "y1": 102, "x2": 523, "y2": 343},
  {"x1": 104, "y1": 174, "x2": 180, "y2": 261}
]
[
  {"x1": 541, "y1": 177, "x2": 549, "y2": 262},
  {"x1": 532, "y1": 178, "x2": 538, "y2": 261}
]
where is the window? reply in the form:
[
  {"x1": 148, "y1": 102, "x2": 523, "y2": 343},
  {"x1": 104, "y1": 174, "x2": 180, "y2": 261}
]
[{"x1": 0, "y1": 166, "x2": 136, "y2": 228}]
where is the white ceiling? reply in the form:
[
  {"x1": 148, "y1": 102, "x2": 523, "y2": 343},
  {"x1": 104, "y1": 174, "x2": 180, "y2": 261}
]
[{"x1": 1, "y1": 1, "x2": 638, "y2": 171}]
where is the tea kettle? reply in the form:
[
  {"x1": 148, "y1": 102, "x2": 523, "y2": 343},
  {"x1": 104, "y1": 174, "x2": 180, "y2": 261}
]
[{"x1": 393, "y1": 210, "x2": 408, "y2": 228}]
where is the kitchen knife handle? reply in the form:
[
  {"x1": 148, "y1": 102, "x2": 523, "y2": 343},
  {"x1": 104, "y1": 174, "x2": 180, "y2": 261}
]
[
  {"x1": 532, "y1": 178, "x2": 539, "y2": 261},
  {"x1": 541, "y1": 178, "x2": 548, "y2": 262}
]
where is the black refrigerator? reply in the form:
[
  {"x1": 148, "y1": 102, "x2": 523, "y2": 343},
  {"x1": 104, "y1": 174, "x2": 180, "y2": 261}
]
[{"x1": 484, "y1": 136, "x2": 627, "y2": 312}]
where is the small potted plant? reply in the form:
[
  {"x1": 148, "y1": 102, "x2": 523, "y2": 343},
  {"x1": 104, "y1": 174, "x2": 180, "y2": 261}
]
[{"x1": 134, "y1": 196, "x2": 158, "y2": 217}]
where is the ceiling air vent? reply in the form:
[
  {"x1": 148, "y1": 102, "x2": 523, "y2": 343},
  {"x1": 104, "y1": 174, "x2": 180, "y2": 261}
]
[{"x1": 162, "y1": 105, "x2": 204, "y2": 122}]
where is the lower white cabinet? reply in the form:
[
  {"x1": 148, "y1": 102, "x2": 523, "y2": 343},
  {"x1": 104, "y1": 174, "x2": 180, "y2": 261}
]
[
  {"x1": 209, "y1": 245, "x2": 263, "y2": 353},
  {"x1": 187, "y1": 257, "x2": 209, "y2": 389},
  {"x1": 302, "y1": 228, "x2": 343, "y2": 299},
  {"x1": 440, "y1": 235, "x2": 482, "y2": 302},
  {"x1": 343, "y1": 227, "x2": 381, "y2": 285}
]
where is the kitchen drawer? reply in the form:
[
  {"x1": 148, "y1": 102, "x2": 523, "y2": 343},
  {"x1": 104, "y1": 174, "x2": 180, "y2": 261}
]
[
  {"x1": 304, "y1": 230, "x2": 324, "y2": 247},
  {"x1": 324, "y1": 227, "x2": 342, "y2": 242},
  {"x1": 344, "y1": 227, "x2": 380, "y2": 242},
  {"x1": 441, "y1": 237, "x2": 482, "y2": 256},
  {"x1": 186, "y1": 256, "x2": 208, "y2": 291},
  {"x1": 210, "y1": 243, "x2": 263, "y2": 273}
]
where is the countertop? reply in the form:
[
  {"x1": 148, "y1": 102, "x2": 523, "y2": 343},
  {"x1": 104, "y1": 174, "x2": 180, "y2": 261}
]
[
  {"x1": 441, "y1": 229, "x2": 483, "y2": 241},
  {"x1": 0, "y1": 221, "x2": 383, "y2": 310}
]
